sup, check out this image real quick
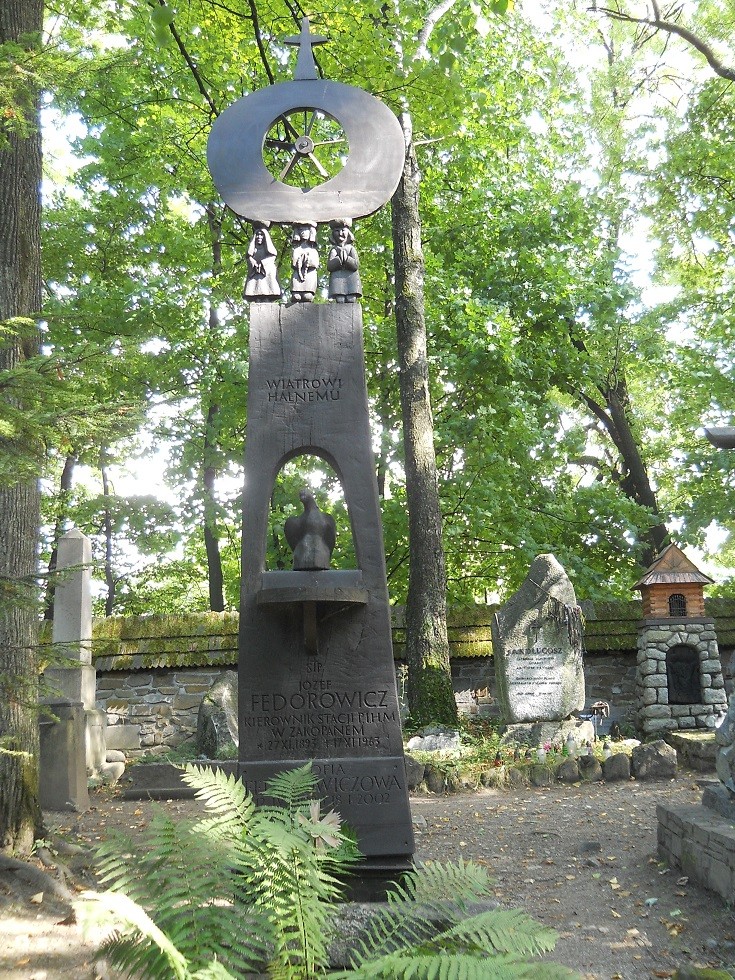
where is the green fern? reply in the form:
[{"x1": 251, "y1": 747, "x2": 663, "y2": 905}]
[
  {"x1": 334, "y1": 864, "x2": 578, "y2": 980},
  {"x1": 78, "y1": 765, "x2": 578, "y2": 979},
  {"x1": 78, "y1": 763, "x2": 355, "y2": 979}
]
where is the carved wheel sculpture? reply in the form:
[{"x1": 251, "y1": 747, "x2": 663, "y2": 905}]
[{"x1": 206, "y1": 18, "x2": 405, "y2": 224}]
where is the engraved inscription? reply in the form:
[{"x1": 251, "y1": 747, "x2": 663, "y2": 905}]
[
  {"x1": 505, "y1": 646, "x2": 565, "y2": 701},
  {"x1": 242, "y1": 761, "x2": 403, "y2": 807},
  {"x1": 266, "y1": 376, "x2": 342, "y2": 402},
  {"x1": 246, "y1": 681, "x2": 395, "y2": 753}
]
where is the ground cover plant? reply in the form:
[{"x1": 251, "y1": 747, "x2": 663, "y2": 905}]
[{"x1": 78, "y1": 763, "x2": 578, "y2": 978}]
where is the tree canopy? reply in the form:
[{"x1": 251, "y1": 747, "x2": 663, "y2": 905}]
[{"x1": 27, "y1": 0, "x2": 735, "y2": 614}]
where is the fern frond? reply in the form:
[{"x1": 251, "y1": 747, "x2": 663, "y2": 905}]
[
  {"x1": 389, "y1": 860, "x2": 495, "y2": 906},
  {"x1": 336, "y1": 951, "x2": 578, "y2": 979},
  {"x1": 190, "y1": 959, "x2": 239, "y2": 979},
  {"x1": 438, "y1": 908, "x2": 560, "y2": 958},
  {"x1": 263, "y1": 762, "x2": 319, "y2": 809},
  {"x1": 97, "y1": 932, "x2": 175, "y2": 980},
  {"x1": 181, "y1": 763, "x2": 255, "y2": 826},
  {"x1": 77, "y1": 890, "x2": 189, "y2": 979}
]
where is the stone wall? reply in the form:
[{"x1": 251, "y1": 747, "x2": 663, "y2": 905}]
[
  {"x1": 84, "y1": 600, "x2": 735, "y2": 757},
  {"x1": 636, "y1": 620, "x2": 728, "y2": 736},
  {"x1": 98, "y1": 653, "x2": 642, "y2": 757},
  {"x1": 100, "y1": 668, "x2": 224, "y2": 753}
]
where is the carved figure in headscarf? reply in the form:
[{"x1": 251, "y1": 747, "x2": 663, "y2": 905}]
[
  {"x1": 284, "y1": 488, "x2": 336, "y2": 570},
  {"x1": 243, "y1": 221, "x2": 281, "y2": 302},
  {"x1": 291, "y1": 222, "x2": 319, "y2": 302},
  {"x1": 327, "y1": 219, "x2": 362, "y2": 303}
]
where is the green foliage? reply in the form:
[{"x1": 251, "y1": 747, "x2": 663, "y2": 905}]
[
  {"x1": 79, "y1": 764, "x2": 577, "y2": 979},
  {"x1": 80, "y1": 763, "x2": 356, "y2": 978},
  {"x1": 33, "y1": 0, "x2": 735, "y2": 617}
]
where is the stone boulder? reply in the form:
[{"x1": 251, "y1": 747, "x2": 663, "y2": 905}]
[
  {"x1": 406, "y1": 727, "x2": 461, "y2": 754},
  {"x1": 555, "y1": 759, "x2": 580, "y2": 783},
  {"x1": 578, "y1": 754, "x2": 602, "y2": 782},
  {"x1": 631, "y1": 739, "x2": 677, "y2": 780},
  {"x1": 492, "y1": 554, "x2": 585, "y2": 724},
  {"x1": 602, "y1": 752, "x2": 631, "y2": 782},
  {"x1": 196, "y1": 670, "x2": 239, "y2": 759},
  {"x1": 404, "y1": 753, "x2": 425, "y2": 790}
]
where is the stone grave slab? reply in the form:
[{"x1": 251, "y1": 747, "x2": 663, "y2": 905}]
[{"x1": 492, "y1": 554, "x2": 585, "y2": 725}]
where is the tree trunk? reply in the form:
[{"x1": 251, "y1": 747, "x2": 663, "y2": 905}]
[
  {"x1": 203, "y1": 402, "x2": 225, "y2": 611},
  {"x1": 0, "y1": 0, "x2": 44, "y2": 853},
  {"x1": 100, "y1": 450, "x2": 116, "y2": 616},
  {"x1": 392, "y1": 113, "x2": 457, "y2": 727},
  {"x1": 578, "y1": 371, "x2": 670, "y2": 567},
  {"x1": 203, "y1": 205, "x2": 224, "y2": 612}
]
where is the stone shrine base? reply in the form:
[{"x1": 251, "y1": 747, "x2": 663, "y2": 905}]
[
  {"x1": 499, "y1": 718, "x2": 595, "y2": 750},
  {"x1": 657, "y1": 787, "x2": 735, "y2": 903}
]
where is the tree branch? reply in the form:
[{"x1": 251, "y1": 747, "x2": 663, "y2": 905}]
[
  {"x1": 416, "y1": 0, "x2": 458, "y2": 58},
  {"x1": 594, "y1": 3, "x2": 735, "y2": 81},
  {"x1": 149, "y1": 0, "x2": 219, "y2": 117}
]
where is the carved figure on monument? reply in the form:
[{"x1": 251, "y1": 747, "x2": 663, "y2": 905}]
[
  {"x1": 291, "y1": 222, "x2": 319, "y2": 302},
  {"x1": 284, "y1": 487, "x2": 336, "y2": 570},
  {"x1": 243, "y1": 221, "x2": 281, "y2": 302},
  {"x1": 327, "y1": 219, "x2": 361, "y2": 303}
]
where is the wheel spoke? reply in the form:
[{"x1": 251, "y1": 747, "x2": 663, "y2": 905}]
[
  {"x1": 278, "y1": 113, "x2": 300, "y2": 140},
  {"x1": 265, "y1": 138, "x2": 295, "y2": 151},
  {"x1": 279, "y1": 152, "x2": 301, "y2": 182},
  {"x1": 306, "y1": 152, "x2": 329, "y2": 178}
]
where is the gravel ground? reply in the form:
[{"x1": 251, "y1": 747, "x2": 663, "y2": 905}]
[{"x1": 0, "y1": 770, "x2": 732, "y2": 979}]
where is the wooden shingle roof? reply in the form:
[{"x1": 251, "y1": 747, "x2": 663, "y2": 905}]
[{"x1": 632, "y1": 543, "x2": 714, "y2": 590}]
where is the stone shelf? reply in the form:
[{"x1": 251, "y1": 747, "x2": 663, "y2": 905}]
[
  {"x1": 256, "y1": 569, "x2": 368, "y2": 606},
  {"x1": 256, "y1": 570, "x2": 368, "y2": 653}
]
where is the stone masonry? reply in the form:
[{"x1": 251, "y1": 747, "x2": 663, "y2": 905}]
[
  {"x1": 98, "y1": 668, "x2": 223, "y2": 754},
  {"x1": 636, "y1": 621, "x2": 727, "y2": 736},
  {"x1": 658, "y1": 802, "x2": 735, "y2": 903}
]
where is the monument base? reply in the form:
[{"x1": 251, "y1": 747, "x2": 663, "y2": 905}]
[
  {"x1": 39, "y1": 701, "x2": 89, "y2": 812},
  {"x1": 239, "y1": 755, "x2": 414, "y2": 861},
  {"x1": 657, "y1": 795, "x2": 735, "y2": 903},
  {"x1": 342, "y1": 856, "x2": 415, "y2": 902},
  {"x1": 500, "y1": 718, "x2": 595, "y2": 750}
]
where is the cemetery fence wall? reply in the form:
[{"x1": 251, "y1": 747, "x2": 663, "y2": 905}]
[{"x1": 80, "y1": 600, "x2": 735, "y2": 756}]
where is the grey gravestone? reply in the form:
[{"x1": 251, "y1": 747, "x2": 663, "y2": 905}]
[
  {"x1": 236, "y1": 305, "x2": 413, "y2": 868},
  {"x1": 492, "y1": 554, "x2": 585, "y2": 724},
  {"x1": 208, "y1": 21, "x2": 414, "y2": 880}
]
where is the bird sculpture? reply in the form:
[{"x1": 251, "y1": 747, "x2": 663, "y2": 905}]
[{"x1": 284, "y1": 488, "x2": 336, "y2": 570}]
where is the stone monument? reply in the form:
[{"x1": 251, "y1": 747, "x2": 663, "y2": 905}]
[
  {"x1": 207, "y1": 19, "x2": 414, "y2": 886},
  {"x1": 492, "y1": 554, "x2": 592, "y2": 748},
  {"x1": 41, "y1": 528, "x2": 125, "y2": 809}
]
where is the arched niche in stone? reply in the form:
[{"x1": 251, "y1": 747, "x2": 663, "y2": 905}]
[
  {"x1": 267, "y1": 451, "x2": 356, "y2": 571},
  {"x1": 666, "y1": 644, "x2": 702, "y2": 705}
]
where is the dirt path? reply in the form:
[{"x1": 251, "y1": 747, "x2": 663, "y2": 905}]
[{"x1": 0, "y1": 772, "x2": 732, "y2": 979}]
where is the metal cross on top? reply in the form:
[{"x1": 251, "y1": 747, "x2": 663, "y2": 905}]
[{"x1": 285, "y1": 17, "x2": 328, "y2": 80}]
